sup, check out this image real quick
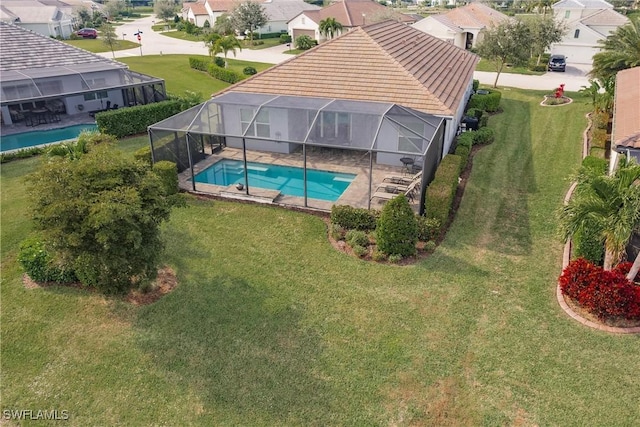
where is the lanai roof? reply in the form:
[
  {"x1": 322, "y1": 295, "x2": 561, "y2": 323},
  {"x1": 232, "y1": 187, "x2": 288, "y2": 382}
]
[{"x1": 221, "y1": 20, "x2": 478, "y2": 116}]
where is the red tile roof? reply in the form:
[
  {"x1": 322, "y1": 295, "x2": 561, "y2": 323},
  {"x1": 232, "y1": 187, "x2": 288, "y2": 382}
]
[
  {"x1": 221, "y1": 20, "x2": 478, "y2": 116},
  {"x1": 613, "y1": 66, "x2": 640, "y2": 150}
]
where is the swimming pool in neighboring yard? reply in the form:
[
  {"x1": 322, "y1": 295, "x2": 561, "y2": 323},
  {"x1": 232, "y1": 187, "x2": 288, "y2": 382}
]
[
  {"x1": 193, "y1": 159, "x2": 356, "y2": 202},
  {"x1": 1, "y1": 123, "x2": 98, "y2": 152}
]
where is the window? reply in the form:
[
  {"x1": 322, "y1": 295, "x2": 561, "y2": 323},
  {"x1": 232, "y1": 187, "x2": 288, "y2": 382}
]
[
  {"x1": 301, "y1": 17, "x2": 306, "y2": 24},
  {"x1": 320, "y1": 112, "x2": 350, "y2": 141},
  {"x1": 564, "y1": 10, "x2": 570, "y2": 19},
  {"x1": 83, "y1": 91, "x2": 108, "y2": 101},
  {"x1": 240, "y1": 108, "x2": 270, "y2": 138},
  {"x1": 574, "y1": 29, "x2": 580, "y2": 38}
]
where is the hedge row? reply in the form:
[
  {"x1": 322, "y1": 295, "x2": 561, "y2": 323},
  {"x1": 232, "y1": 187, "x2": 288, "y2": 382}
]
[
  {"x1": 425, "y1": 154, "x2": 463, "y2": 227},
  {"x1": 95, "y1": 100, "x2": 183, "y2": 138},
  {"x1": 189, "y1": 57, "x2": 243, "y2": 84},
  {"x1": 468, "y1": 90, "x2": 501, "y2": 112},
  {"x1": 330, "y1": 205, "x2": 378, "y2": 231},
  {"x1": 559, "y1": 258, "x2": 640, "y2": 320}
]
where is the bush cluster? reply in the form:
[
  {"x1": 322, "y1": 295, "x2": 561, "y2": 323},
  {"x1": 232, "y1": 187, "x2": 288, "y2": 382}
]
[
  {"x1": 207, "y1": 63, "x2": 241, "y2": 84},
  {"x1": 18, "y1": 237, "x2": 76, "y2": 283},
  {"x1": 243, "y1": 66, "x2": 257, "y2": 75},
  {"x1": 425, "y1": 154, "x2": 462, "y2": 227},
  {"x1": 592, "y1": 111, "x2": 610, "y2": 130},
  {"x1": 280, "y1": 34, "x2": 292, "y2": 44},
  {"x1": 189, "y1": 57, "x2": 209, "y2": 71},
  {"x1": 213, "y1": 56, "x2": 226, "y2": 68},
  {"x1": 345, "y1": 230, "x2": 369, "y2": 248},
  {"x1": 95, "y1": 100, "x2": 183, "y2": 138},
  {"x1": 153, "y1": 161, "x2": 179, "y2": 195},
  {"x1": 472, "y1": 79, "x2": 479, "y2": 92},
  {"x1": 330, "y1": 205, "x2": 378, "y2": 231},
  {"x1": 590, "y1": 127, "x2": 607, "y2": 149},
  {"x1": 416, "y1": 216, "x2": 440, "y2": 242},
  {"x1": 0, "y1": 146, "x2": 45, "y2": 163},
  {"x1": 468, "y1": 90, "x2": 501, "y2": 112},
  {"x1": 454, "y1": 144, "x2": 470, "y2": 167},
  {"x1": 581, "y1": 155, "x2": 608, "y2": 175},
  {"x1": 559, "y1": 258, "x2": 640, "y2": 320},
  {"x1": 376, "y1": 194, "x2": 418, "y2": 257}
]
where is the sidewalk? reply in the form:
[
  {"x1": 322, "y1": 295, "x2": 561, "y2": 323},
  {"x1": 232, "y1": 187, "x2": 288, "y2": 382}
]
[{"x1": 101, "y1": 15, "x2": 592, "y2": 92}]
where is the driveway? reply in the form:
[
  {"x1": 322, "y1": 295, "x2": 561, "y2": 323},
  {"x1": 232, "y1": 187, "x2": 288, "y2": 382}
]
[{"x1": 100, "y1": 15, "x2": 592, "y2": 92}]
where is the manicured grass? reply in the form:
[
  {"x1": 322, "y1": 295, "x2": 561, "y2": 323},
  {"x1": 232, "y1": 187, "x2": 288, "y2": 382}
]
[
  {"x1": 159, "y1": 29, "x2": 203, "y2": 42},
  {"x1": 2, "y1": 90, "x2": 640, "y2": 425},
  {"x1": 476, "y1": 58, "x2": 545, "y2": 75},
  {"x1": 64, "y1": 38, "x2": 139, "y2": 53},
  {"x1": 118, "y1": 54, "x2": 273, "y2": 97}
]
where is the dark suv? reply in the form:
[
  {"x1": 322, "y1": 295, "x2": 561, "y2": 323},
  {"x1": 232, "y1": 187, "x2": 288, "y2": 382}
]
[
  {"x1": 548, "y1": 55, "x2": 566, "y2": 72},
  {"x1": 76, "y1": 28, "x2": 98, "y2": 39}
]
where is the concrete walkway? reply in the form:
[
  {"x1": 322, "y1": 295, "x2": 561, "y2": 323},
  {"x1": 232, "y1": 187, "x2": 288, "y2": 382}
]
[{"x1": 100, "y1": 15, "x2": 591, "y2": 92}]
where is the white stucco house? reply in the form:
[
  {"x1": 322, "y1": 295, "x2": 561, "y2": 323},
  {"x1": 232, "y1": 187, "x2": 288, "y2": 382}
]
[
  {"x1": 1, "y1": 0, "x2": 74, "y2": 39},
  {"x1": 412, "y1": 3, "x2": 510, "y2": 50},
  {"x1": 551, "y1": 0, "x2": 629, "y2": 64}
]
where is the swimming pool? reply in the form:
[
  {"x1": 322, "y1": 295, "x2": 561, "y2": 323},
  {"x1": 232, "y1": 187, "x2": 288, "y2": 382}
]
[
  {"x1": 194, "y1": 159, "x2": 356, "y2": 202},
  {"x1": 1, "y1": 123, "x2": 98, "y2": 152}
]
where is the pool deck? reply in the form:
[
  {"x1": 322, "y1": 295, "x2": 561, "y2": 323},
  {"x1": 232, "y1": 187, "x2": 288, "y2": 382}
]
[{"x1": 181, "y1": 147, "x2": 421, "y2": 212}]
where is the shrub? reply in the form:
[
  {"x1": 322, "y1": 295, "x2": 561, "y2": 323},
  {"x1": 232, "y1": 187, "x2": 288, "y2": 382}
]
[
  {"x1": 153, "y1": 161, "x2": 179, "y2": 195},
  {"x1": 468, "y1": 90, "x2": 501, "y2": 112},
  {"x1": 0, "y1": 147, "x2": 45, "y2": 163},
  {"x1": 388, "y1": 254, "x2": 403, "y2": 263},
  {"x1": 472, "y1": 79, "x2": 479, "y2": 92},
  {"x1": 581, "y1": 156, "x2": 608, "y2": 176},
  {"x1": 95, "y1": 100, "x2": 183, "y2": 138},
  {"x1": 572, "y1": 226, "x2": 604, "y2": 265},
  {"x1": 213, "y1": 56, "x2": 225, "y2": 68},
  {"x1": 376, "y1": 194, "x2": 418, "y2": 257},
  {"x1": 372, "y1": 249, "x2": 386, "y2": 262},
  {"x1": 473, "y1": 127, "x2": 495, "y2": 145},
  {"x1": 134, "y1": 145, "x2": 153, "y2": 166},
  {"x1": 589, "y1": 147, "x2": 606, "y2": 158},
  {"x1": 243, "y1": 66, "x2": 257, "y2": 75},
  {"x1": 455, "y1": 144, "x2": 470, "y2": 167},
  {"x1": 330, "y1": 205, "x2": 378, "y2": 231},
  {"x1": 479, "y1": 115, "x2": 489, "y2": 128},
  {"x1": 592, "y1": 111, "x2": 610, "y2": 130},
  {"x1": 456, "y1": 131, "x2": 475, "y2": 149},
  {"x1": 352, "y1": 245, "x2": 368, "y2": 258},
  {"x1": 18, "y1": 236, "x2": 76, "y2": 283},
  {"x1": 295, "y1": 35, "x2": 316, "y2": 50},
  {"x1": 423, "y1": 241, "x2": 437, "y2": 252},
  {"x1": 466, "y1": 108, "x2": 483, "y2": 119},
  {"x1": 207, "y1": 63, "x2": 241, "y2": 84},
  {"x1": 189, "y1": 56, "x2": 210, "y2": 71},
  {"x1": 280, "y1": 34, "x2": 292, "y2": 44},
  {"x1": 330, "y1": 223, "x2": 345, "y2": 241},
  {"x1": 559, "y1": 258, "x2": 640, "y2": 320},
  {"x1": 345, "y1": 230, "x2": 369, "y2": 248},
  {"x1": 425, "y1": 154, "x2": 462, "y2": 226},
  {"x1": 416, "y1": 216, "x2": 441, "y2": 242},
  {"x1": 590, "y1": 128, "x2": 607, "y2": 149}
]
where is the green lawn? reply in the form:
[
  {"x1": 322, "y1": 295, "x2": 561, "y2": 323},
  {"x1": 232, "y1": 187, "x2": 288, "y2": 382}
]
[
  {"x1": 118, "y1": 55, "x2": 273, "y2": 97},
  {"x1": 64, "y1": 38, "x2": 139, "y2": 53},
  {"x1": 2, "y1": 89, "x2": 640, "y2": 425}
]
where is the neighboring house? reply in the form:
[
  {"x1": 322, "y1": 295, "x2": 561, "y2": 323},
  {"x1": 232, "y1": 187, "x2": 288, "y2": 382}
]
[
  {"x1": 0, "y1": 22, "x2": 166, "y2": 125},
  {"x1": 1, "y1": 0, "x2": 74, "y2": 39},
  {"x1": 288, "y1": 0, "x2": 416, "y2": 43},
  {"x1": 551, "y1": 0, "x2": 629, "y2": 64},
  {"x1": 183, "y1": 0, "x2": 318, "y2": 35},
  {"x1": 412, "y1": 3, "x2": 511, "y2": 50},
  {"x1": 609, "y1": 66, "x2": 640, "y2": 173}
]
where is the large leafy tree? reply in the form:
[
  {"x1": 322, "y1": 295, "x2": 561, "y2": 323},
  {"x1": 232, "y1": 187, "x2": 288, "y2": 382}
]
[
  {"x1": 527, "y1": 15, "x2": 566, "y2": 65},
  {"x1": 477, "y1": 20, "x2": 531, "y2": 87},
  {"x1": 318, "y1": 17, "x2": 343, "y2": 40},
  {"x1": 155, "y1": 0, "x2": 178, "y2": 22},
  {"x1": 27, "y1": 143, "x2": 179, "y2": 293},
  {"x1": 211, "y1": 35, "x2": 243, "y2": 67},
  {"x1": 591, "y1": 16, "x2": 640, "y2": 81},
  {"x1": 559, "y1": 159, "x2": 640, "y2": 275},
  {"x1": 230, "y1": 1, "x2": 268, "y2": 45},
  {"x1": 213, "y1": 13, "x2": 235, "y2": 35}
]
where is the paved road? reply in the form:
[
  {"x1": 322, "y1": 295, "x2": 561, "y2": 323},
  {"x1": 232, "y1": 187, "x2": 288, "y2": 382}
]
[{"x1": 100, "y1": 15, "x2": 591, "y2": 92}]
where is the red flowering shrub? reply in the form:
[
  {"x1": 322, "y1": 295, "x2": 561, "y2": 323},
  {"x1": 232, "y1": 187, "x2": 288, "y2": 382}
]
[
  {"x1": 613, "y1": 261, "x2": 640, "y2": 283},
  {"x1": 559, "y1": 258, "x2": 640, "y2": 320}
]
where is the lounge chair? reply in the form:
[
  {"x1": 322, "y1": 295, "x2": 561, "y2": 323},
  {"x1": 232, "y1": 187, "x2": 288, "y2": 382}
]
[
  {"x1": 371, "y1": 180, "x2": 419, "y2": 203},
  {"x1": 382, "y1": 170, "x2": 422, "y2": 186}
]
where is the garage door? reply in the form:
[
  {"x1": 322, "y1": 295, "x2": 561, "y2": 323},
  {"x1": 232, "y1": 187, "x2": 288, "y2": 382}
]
[
  {"x1": 551, "y1": 44, "x2": 600, "y2": 65},
  {"x1": 293, "y1": 29, "x2": 315, "y2": 41}
]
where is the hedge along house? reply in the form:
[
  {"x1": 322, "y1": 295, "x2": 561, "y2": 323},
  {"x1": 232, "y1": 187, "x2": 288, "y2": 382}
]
[
  {"x1": 0, "y1": 22, "x2": 166, "y2": 127},
  {"x1": 148, "y1": 20, "x2": 478, "y2": 213}
]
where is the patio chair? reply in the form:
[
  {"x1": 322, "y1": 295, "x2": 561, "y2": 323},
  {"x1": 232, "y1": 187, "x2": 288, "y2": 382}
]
[
  {"x1": 371, "y1": 180, "x2": 419, "y2": 203},
  {"x1": 382, "y1": 170, "x2": 422, "y2": 186}
]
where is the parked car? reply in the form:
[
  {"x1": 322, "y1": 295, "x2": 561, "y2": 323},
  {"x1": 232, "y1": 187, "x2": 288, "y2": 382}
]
[
  {"x1": 548, "y1": 55, "x2": 566, "y2": 72},
  {"x1": 76, "y1": 28, "x2": 98, "y2": 39}
]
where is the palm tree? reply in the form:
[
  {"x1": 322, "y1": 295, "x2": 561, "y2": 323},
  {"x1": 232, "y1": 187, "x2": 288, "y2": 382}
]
[
  {"x1": 318, "y1": 17, "x2": 343, "y2": 41},
  {"x1": 591, "y1": 16, "x2": 640, "y2": 81},
  {"x1": 579, "y1": 76, "x2": 615, "y2": 114},
  {"x1": 559, "y1": 159, "x2": 640, "y2": 272},
  {"x1": 204, "y1": 32, "x2": 221, "y2": 58},
  {"x1": 211, "y1": 35, "x2": 242, "y2": 67},
  {"x1": 47, "y1": 139, "x2": 90, "y2": 161}
]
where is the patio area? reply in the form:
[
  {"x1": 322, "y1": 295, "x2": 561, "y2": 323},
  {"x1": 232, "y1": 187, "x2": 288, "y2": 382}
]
[{"x1": 1, "y1": 112, "x2": 96, "y2": 138}]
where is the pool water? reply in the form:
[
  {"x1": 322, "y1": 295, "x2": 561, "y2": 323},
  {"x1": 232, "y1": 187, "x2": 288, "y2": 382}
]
[
  {"x1": 194, "y1": 159, "x2": 356, "y2": 202},
  {"x1": 1, "y1": 123, "x2": 98, "y2": 152}
]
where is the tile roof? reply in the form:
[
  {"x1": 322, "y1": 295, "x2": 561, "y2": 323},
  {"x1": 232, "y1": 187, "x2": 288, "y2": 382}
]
[
  {"x1": 0, "y1": 21, "x2": 126, "y2": 72},
  {"x1": 1, "y1": 2, "x2": 62, "y2": 23},
  {"x1": 580, "y1": 8, "x2": 628, "y2": 26},
  {"x1": 552, "y1": 0, "x2": 613, "y2": 9},
  {"x1": 262, "y1": 0, "x2": 320, "y2": 22},
  {"x1": 221, "y1": 20, "x2": 478, "y2": 116},
  {"x1": 184, "y1": 2, "x2": 209, "y2": 15},
  {"x1": 300, "y1": 0, "x2": 415, "y2": 27},
  {"x1": 437, "y1": 3, "x2": 510, "y2": 29},
  {"x1": 206, "y1": 0, "x2": 241, "y2": 12},
  {"x1": 613, "y1": 67, "x2": 640, "y2": 150}
]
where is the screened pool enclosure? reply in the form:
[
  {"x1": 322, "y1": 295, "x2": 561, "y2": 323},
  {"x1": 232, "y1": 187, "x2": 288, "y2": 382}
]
[{"x1": 148, "y1": 92, "x2": 446, "y2": 213}]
